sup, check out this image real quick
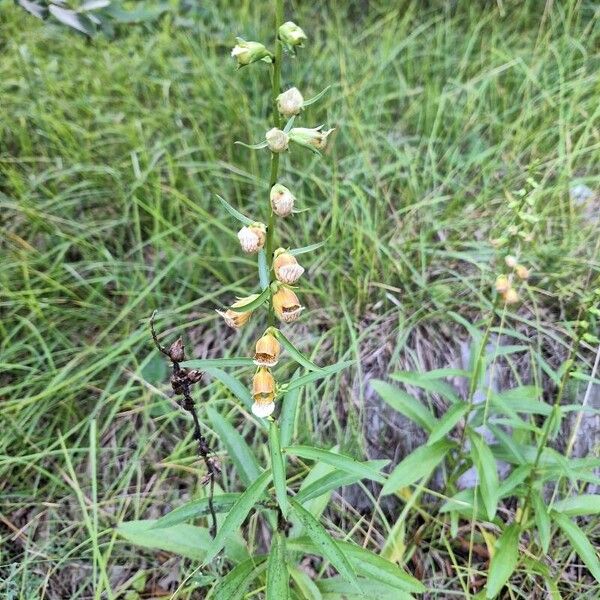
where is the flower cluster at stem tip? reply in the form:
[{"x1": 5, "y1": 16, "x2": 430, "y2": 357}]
[{"x1": 220, "y1": 18, "x2": 333, "y2": 418}]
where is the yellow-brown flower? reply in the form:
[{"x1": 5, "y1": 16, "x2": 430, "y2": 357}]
[
  {"x1": 502, "y1": 288, "x2": 520, "y2": 305},
  {"x1": 273, "y1": 250, "x2": 304, "y2": 285},
  {"x1": 216, "y1": 294, "x2": 258, "y2": 329},
  {"x1": 515, "y1": 265, "x2": 530, "y2": 280},
  {"x1": 495, "y1": 275, "x2": 510, "y2": 294},
  {"x1": 272, "y1": 287, "x2": 304, "y2": 323},
  {"x1": 254, "y1": 333, "x2": 281, "y2": 367},
  {"x1": 252, "y1": 368, "x2": 276, "y2": 417}
]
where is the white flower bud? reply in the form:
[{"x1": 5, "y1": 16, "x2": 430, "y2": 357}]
[
  {"x1": 266, "y1": 128, "x2": 289, "y2": 153},
  {"x1": 289, "y1": 126, "x2": 335, "y2": 151},
  {"x1": 270, "y1": 184, "x2": 295, "y2": 217},
  {"x1": 237, "y1": 224, "x2": 266, "y2": 253},
  {"x1": 277, "y1": 87, "x2": 304, "y2": 117},
  {"x1": 505, "y1": 255, "x2": 518, "y2": 268}
]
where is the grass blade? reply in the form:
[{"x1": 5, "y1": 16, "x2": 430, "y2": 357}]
[
  {"x1": 274, "y1": 329, "x2": 322, "y2": 372},
  {"x1": 269, "y1": 421, "x2": 289, "y2": 518}
]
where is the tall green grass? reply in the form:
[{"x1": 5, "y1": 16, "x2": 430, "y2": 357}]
[{"x1": 1, "y1": 0, "x2": 598, "y2": 597}]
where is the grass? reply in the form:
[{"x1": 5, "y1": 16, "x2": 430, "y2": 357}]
[{"x1": 1, "y1": 0, "x2": 599, "y2": 597}]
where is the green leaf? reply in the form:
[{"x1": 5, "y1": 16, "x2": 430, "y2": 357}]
[
  {"x1": 382, "y1": 440, "x2": 451, "y2": 495},
  {"x1": 207, "y1": 407, "x2": 262, "y2": 485},
  {"x1": 258, "y1": 250, "x2": 270, "y2": 290},
  {"x1": 269, "y1": 422, "x2": 289, "y2": 518},
  {"x1": 229, "y1": 287, "x2": 271, "y2": 312},
  {"x1": 295, "y1": 460, "x2": 390, "y2": 504},
  {"x1": 486, "y1": 523, "x2": 520, "y2": 598},
  {"x1": 274, "y1": 329, "x2": 322, "y2": 372},
  {"x1": 49, "y1": 5, "x2": 95, "y2": 35},
  {"x1": 531, "y1": 490, "x2": 551, "y2": 553},
  {"x1": 283, "y1": 360, "x2": 354, "y2": 393},
  {"x1": 492, "y1": 387, "x2": 550, "y2": 416},
  {"x1": 205, "y1": 368, "x2": 253, "y2": 408},
  {"x1": 427, "y1": 401, "x2": 470, "y2": 445},
  {"x1": 289, "y1": 240, "x2": 327, "y2": 256},
  {"x1": 235, "y1": 140, "x2": 269, "y2": 150},
  {"x1": 215, "y1": 194, "x2": 253, "y2": 225},
  {"x1": 391, "y1": 371, "x2": 460, "y2": 404},
  {"x1": 289, "y1": 500, "x2": 358, "y2": 590},
  {"x1": 152, "y1": 493, "x2": 240, "y2": 529},
  {"x1": 203, "y1": 470, "x2": 272, "y2": 564},
  {"x1": 267, "y1": 532, "x2": 289, "y2": 600},
  {"x1": 371, "y1": 380, "x2": 436, "y2": 432},
  {"x1": 303, "y1": 85, "x2": 331, "y2": 107},
  {"x1": 317, "y1": 576, "x2": 412, "y2": 599},
  {"x1": 213, "y1": 556, "x2": 267, "y2": 600},
  {"x1": 117, "y1": 520, "x2": 211, "y2": 561},
  {"x1": 498, "y1": 464, "x2": 532, "y2": 497},
  {"x1": 279, "y1": 370, "x2": 301, "y2": 448},
  {"x1": 439, "y1": 489, "x2": 487, "y2": 521},
  {"x1": 468, "y1": 430, "x2": 499, "y2": 521},
  {"x1": 289, "y1": 564, "x2": 323, "y2": 600},
  {"x1": 181, "y1": 357, "x2": 254, "y2": 369},
  {"x1": 17, "y1": 0, "x2": 48, "y2": 19},
  {"x1": 286, "y1": 445, "x2": 386, "y2": 484},
  {"x1": 552, "y1": 512, "x2": 600, "y2": 582},
  {"x1": 553, "y1": 495, "x2": 600, "y2": 517}
]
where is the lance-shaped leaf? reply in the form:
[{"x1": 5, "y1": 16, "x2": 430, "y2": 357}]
[
  {"x1": 486, "y1": 523, "x2": 520, "y2": 598},
  {"x1": 382, "y1": 440, "x2": 452, "y2": 495},
  {"x1": 235, "y1": 140, "x2": 269, "y2": 150},
  {"x1": 229, "y1": 287, "x2": 270, "y2": 312},
  {"x1": 152, "y1": 493, "x2": 241, "y2": 529},
  {"x1": 427, "y1": 401, "x2": 470, "y2": 445},
  {"x1": 279, "y1": 370, "x2": 301, "y2": 448},
  {"x1": 269, "y1": 421, "x2": 289, "y2": 518},
  {"x1": 391, "y1": 371, "x2": 460, "y2": 404},
  {"x1": 303, "y1": 85, "x2": 331, "y2": 107},
  {"x1": 283, "y1": 360, "x2": 354, "y2": 393},
  {"x1": 273, "y1": 329, "x2": 322, "y2": 372},
  {"x1": 207, "y1": 407, "x2": 262, "y2": 485},
  {"x1": 468, "y1": 429, "x2": 499, "y2": 521},
  {"x1": 258, "y1": 249, "x2": 270, "y2": 290},
  {"x1": 205, "y1": 368, "x2": 252, "y2": 408},
  {"x1": 215, "y1": 194, "x2": 254, "y2": 225},
  {"x1": 289, "y1": 499, "x2": 358, "y2": 589},
  {"x1": 213, "y1": 557, "x2": 267, "y2": 600},
  {"x1": 553, "y1": 512, "x2": 600, "y2": 582},
  {"x1": 203, "y1": 470, "x2": 272, "y2": 564},
  {"x1": 267, "y1": 532, "x2": 289, "y2": 600},
  {"x1": 181, "y1": 357, "x2": 255, "y2": 369},
  {"x1": 289, "y1": 240, "x2": 327, "y2": 256},
  {"x1": 286, "y1": 445, "x2": 387, "y2": 484},
  {"x1": 552, "y1": 494, "x2": 600, "y2": 516}
]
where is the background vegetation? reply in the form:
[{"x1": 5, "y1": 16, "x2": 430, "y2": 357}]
[{"x1": 1, "y1": 0, "x2": 599, "y2": 598}]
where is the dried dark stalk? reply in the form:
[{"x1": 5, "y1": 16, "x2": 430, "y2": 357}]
[{"x1": 150, "y1": 311, "x2": 219, "y2": 537}]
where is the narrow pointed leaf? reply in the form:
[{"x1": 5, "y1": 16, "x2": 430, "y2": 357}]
[
  {"x1": 553, "y1": 495, "x2": 600, "y2": 516},
  {"x1": 486, "y1": 523, "x2": 520, "y2": 598},
  {"x1": 258, "y1": 249, "x2": 269, "y2": 290},
  {"x1": 229, "y1": 287, "x2": 270, "y2": 312},
  {"x1": 181, "y1": 357, "x2": 254, "y2": 369},
  {"x1": 205, "y1": 368, "x2": 252, "y2": 408},
  {"x1": 213, "y1": 557, "x2": 267, "y2": 600},
  {"x1": 427, "y1": 401, "x2": 469, "y2": 445},
  {"x1": 289, "y1": 499, "x2": 358, "y2": 589},
  {"x1": 215, "y1": 194, "x2": 253, "y2": 225},
  {"x1": 382, "y1": 440, "x2": 451, "y2": 495},
  {"x1": 469, "y1": 430, "x2": 499, "y2": 520},
  {"x1": 289, "y1": 240, "x2": 327, "y2": 256},
  {"x1": 274, "y1": 329, "x2": 322, "y2": 372},
  {"x1": 371, "y1": 380, "x2": 436, "y2": 432},
  {"x1": 286, "y1": 445, "x2": 387, "y2": 484},
  {"x1": 234, "y1": 140, "x2": 269, "y2": 150},
  {"x1": 269, "y1": 421, "x2": 289, "y2": 518},
  {"x1": 303, "y1": 85, "x2": 331, "y2": 107},
  {"x1": 531, "y1": 490, "x2": 551, "y2": 553},
  {"x1": 279, "y1": 370, "x2": 301, "y2": 448},
  {"x1": 284, "y1": 360, "x2": 353, "y2": 393},
  {"x1": 203, "y1": 470, "x2": 272, "y2": 564},
  {"x1": 152, "y1": 493, "x2": 240, "y2": 529},
  {"x1": 267, "y1": 532, "x2": 289, "y2": 600}
]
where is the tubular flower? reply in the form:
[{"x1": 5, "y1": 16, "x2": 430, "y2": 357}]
[
  {"x1": 252, "y1": 368, "x2": 276, "y2": 417},
  {"x1": 505, "y1": 255, "x2": 518, "y2": 268},
  {"x1": 266, "y1": 128, "x2": 289, "y2": 153},
  {"x1": 216, "y1": 294, "x2": 259, "y2": 329},
  {"x1": 254, "y1": 333, "x2": 281, "y2": 367},
  {"x1": 495, "y1": 275, "x2": 510, "y2": 294},
  {"x1": 237, "y1": 224, "x2": 266, "y2": 253},
  {"x1": 273, "y1": 287, "x2": 304, "y2": 323},
  {"x1": 277, "y1": 87, "x2": 304, "y2": 117},
  {"x1": 231, "y1": 38, "x2": 273, "y2": 68},
  {"x1": 289, "y1": 126, "x2": 334, "y2": 151},
  {"x1": 270, "y1": 184, "x2": 295, "y2": 217},
  {"x1": 515, "y1": 265, "x2": 530, "y2": 280},
  {"x1": 278, "y1": 21, "x2": 307, "y2": 49},
  {"x1": 503, "y1": 288, "x2": 520, "y2": 305},
  {"x1": 273, "y1": 249, "x2": 304, "y2": 284}
]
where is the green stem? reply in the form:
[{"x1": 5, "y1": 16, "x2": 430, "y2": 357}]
[{"x1": 266, "y1": 0, "x2": 284, "y2": 326}]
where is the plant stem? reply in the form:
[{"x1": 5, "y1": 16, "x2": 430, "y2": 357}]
[{"x1": 266, "y1": 0, "x2": 284, "y2": 326}]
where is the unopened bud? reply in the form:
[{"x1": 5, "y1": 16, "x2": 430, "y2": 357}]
[
  {"x1": 495, "y1": 275, "x2": 510, "y2": 294},
  {"x1": 503, "y1": 288, "x2": 520, "y2": 305},
  {"x1": 273, "y1": 249, "x2": 304, "y2": 284},
  {"x1": 231, "y1": 38, "x2": 273, "y2": 68},
  {"x1": 278, "y1": 21, "x2": 307, "y2": 50},
  {"x1": 270, "y1": 184, "x2": 295, "y2": 217},
  {"x1": 252, "y1": 368, "x2": 276, "y2": 417},
  {"x1": 272, "y1": 287, "x2": 304, "y2": 323},
  {"x1": 505, "y1": 255, "x2": 518, "y2": 268},
  {"x1": 216, "y1": 294, "x2": 259, "y2": 329},
  {"x1": 490, "y1": 237, "x2": 507, "y2": 248},
  {"x1": 237, "y1": 224, "x2": 266, "y2": 253},
  {"x1": 277, "y1": 87, "x2": 304, "y2": 117},
  {"x1": 187, "y1": 369, "x2": 203, "y2": 383},
  {"x1": 515, "y1": 265, "x2": 530, "y2": 280},
  {"x1": 254, "y1": 333, "x2": 281, "y2": 367},
  {"x1": 289, "y1": 126, "x2": 335, "y2": 151},
  {"x1": 168, "y1": 338, "x2": 185, "y2": 362},
  {"x1": 266, "y1": 128, "x2": 289, "y2": 153}
]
